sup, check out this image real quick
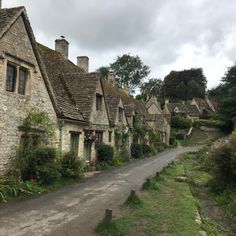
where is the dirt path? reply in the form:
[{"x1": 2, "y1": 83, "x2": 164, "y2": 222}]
[{"x1": 0, "y1": 147, "x2": 200, "y2": 236}]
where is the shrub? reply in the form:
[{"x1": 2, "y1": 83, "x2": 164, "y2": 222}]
[
  {"x1": 60, "y1": 152, "x2": 85, "y2": 179},
  {"x1": 176, "y1": 132, "x2": 185, "y2": 140},
  {"x1": 193, "y1": 119, "x2": 225, "y2": 129},
  {"x1": 19, "y1": 147, "x2": 60, "y2": 185},
  {"x1": 209, "y1": 134, "x2": 236, "y2": 190},
  {"x1": 131, "y1": 143, "x2": 143, "y2": 159},
  {"x1": 97, "y1": 144, "x2": 114, "y2": 162},
  {"x1": 142, "y1": 144, "x2": 153, "y2": 156},
  {"x1": 171, "y1": 116, "x2": 192, "y2": 129}
]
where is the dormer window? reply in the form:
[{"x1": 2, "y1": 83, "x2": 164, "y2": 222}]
[
  {"x1": 96, "y1": 94, "x2": 102, "y2": 111},
  {"x1": 6, "y1": 63, "x2": 29, "y2": 95}
]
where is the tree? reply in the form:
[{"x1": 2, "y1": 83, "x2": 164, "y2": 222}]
[
  {"x1": 222, "y1": 64, "x2": 236, "y2": 89},
  {"x1": 110, "y1": 54, "x2": 150, "y2": 94},
  {"x1": 140, "y1": 78, "x2": 163, "y2": 100},
  {"x1": 176, "y1": 81, "x2": 187, "y2": 100},
  {"x1": 96, "y1": 66, "x2": 110, "y2": 80},
  {"x1": 187, "y1": 80, "x2": 205, "y2": 99},
  {"x1": 163, "y1": 68, "x2": 207, "y2": 100}
]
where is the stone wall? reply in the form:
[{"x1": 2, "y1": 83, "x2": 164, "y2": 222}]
[{"x1": 0, "y1": 16, "x2": 58, "y2": 174}]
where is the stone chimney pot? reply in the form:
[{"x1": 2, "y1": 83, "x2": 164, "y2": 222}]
[
  {"x1": 55, "y1": 36, "x2": 69, "y2": 59},
  {"x1": 77, "y1": 56, "x2": 89, "y2": 73}
]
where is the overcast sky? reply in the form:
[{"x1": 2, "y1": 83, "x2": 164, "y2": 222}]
[{"x1": 3, "y1": 0, "x2": 236, "y2": 89}]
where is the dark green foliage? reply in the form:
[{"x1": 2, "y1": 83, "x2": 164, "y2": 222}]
[
  {"x1": 142, "y1": 144, "x2": 153, "y2": 156},
  {"x1": 193, "y1": 119, "x2": 225, "y2": 129},
  {"x1": 124, "y1": 192, "x2": 143, "y2": 208},
  {"x1": 162, "y1": 68, "x2": 206, "y2": 100},
  {"x1": 209, "y1": 134, "x2": 236, "y2": 190},
  {"x1": 96, "y1": 66, "x2": 110, "y2": 80},
  {"x1": 175, "y1": 132, "x2": 185, "y2": 140},
  {"x1": 110, "y1": 54, "x2": 150, "y2": 94},
  {"x1": 142, "y1": 177, "x2": 159, "y2": 191},
  {"x1": 60, "y1": 152, "x2": 85, "y2": 179},
  {"x1": 19, "y1": 147, "x2": 60, "y2": 185},
  {"x1": 97, "y1": 144, "x2": 114, "y2": 162},
  {"x1": 171, "y1": 116, "x2": 192, "y2": 129},
  {"x1": 131, "y1": 143, "x2": 143, "y2": 159}
]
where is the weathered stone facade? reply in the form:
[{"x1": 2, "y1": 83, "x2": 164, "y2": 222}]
[{"x1": 0, "y1": 14, "x2": 58, "y2": 173}]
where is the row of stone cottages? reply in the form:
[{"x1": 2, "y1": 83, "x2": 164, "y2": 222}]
[{"x1": 0, "y1": 6, "x2": 171, "y2": 175}]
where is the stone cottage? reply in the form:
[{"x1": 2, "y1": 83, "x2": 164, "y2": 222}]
[
  {"x1": 38, "y1": 40, "x2": 111, "y2": 165},
  {"x1": 0, "y1": 7, "x2": 58, "y2": 174}
]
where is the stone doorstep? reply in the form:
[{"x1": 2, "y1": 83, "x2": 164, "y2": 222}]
[{"x1": 84, "y1": 171, "x2": 101, "y2": 178}]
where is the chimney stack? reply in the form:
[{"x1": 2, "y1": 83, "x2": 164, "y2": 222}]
[
  {"x1": 107, "y1": 72, "x2": 116, "y2": 86},
  {"x1": 0, "y1": 0, "x2": 2, "y2": 9},
  {"x1": 55, "y1": 36, "x2": 69, "y2": 59},
  {"x1": 77, "y1": 56, "x2": 89, "y2": 73}
]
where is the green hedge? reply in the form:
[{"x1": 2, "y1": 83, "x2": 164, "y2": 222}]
[
  {"x1": 97, "y1": 144, "x2": 114, "y2": 162},
  {"x1": 171, "y1": 116, "x2": 192, "y2": 129},
  {"x1": 193, "y1": 119, "x2": 224, "y2": 129},
  {"x1": 131, "y1": 143, "x2": 143, "y2": 159}
]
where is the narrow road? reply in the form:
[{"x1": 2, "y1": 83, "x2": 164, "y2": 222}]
[{"x1": 0, "y1": 147, "x2": 200, "y2": 236}]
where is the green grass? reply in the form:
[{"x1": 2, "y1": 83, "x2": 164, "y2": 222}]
[{"x1": 97, "y1": 162, "x2": 201, "y2": 236}]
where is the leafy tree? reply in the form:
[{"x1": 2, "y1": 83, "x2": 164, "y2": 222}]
[
  {"x1": 187, "y1": 80, "x2": 205, "y2": 99},
  {"x1": 96, "y1": 66, "x2": 110, "y2": 80},
  {"x1": 140, "y1": 78, "x2": 163, "y2": 100},
  {"x1": 110, "y1": 54, "x2": 150, "y2": 94},
  {"x1": 163, "y1": 68, "x2": 207, "y2": 100},
  {"x1": 222, "y1": 64, "x2": 236, "y2": 89},
  {"x1": 176, "y1": 81, "x2": 187, "y2": 100}
]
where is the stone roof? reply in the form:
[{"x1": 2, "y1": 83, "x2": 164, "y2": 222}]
[
  {"x1": 62, "y1": 72, "x2": 101, "y2": 121},
  {"x1": 103, "y1": 82, "x2": 122, "y2": 125},
  {"x1": 145, "y1": 96, "x2": 161, "y2": 111},
  {"x1": 166, "y1": 103, "x2": 200, "y2": 117},
  {"x1": 0, "y1": 7, "x2": 25, "y2": 38},
  {"x1": 193, "y1": 98, "x2": 213, "y2": 113},
  {"x1": 37, "y1": 43, "x2": 87, "y2": 122}
]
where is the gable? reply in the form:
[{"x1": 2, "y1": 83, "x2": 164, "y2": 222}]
[
  {"x1": 147, "y1": 103, "x2": 162, "y2": 115},
  {"x1": 90, "y1": 78, "x2": 109, "y2": 126}
]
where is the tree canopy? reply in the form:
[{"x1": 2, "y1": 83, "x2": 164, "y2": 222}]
[
  {"x1": 110, "y1": 54, "x2": 150, "y2": 94},
  {"x1": 163, "y1": 68, "x2": 207, "y2": 100},
  {"x1": 96, "y1": 66, "x2": 110, "y2": 80},
  {"x1": 140, "y1": 78, "x2": 163, "y2": 100}
]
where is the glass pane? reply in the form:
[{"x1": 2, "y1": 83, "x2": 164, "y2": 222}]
[
  {"x1": 6, "y1": 65, "x2": 16, "y2": 92},
  {"x1": 18, "y1": 68, "x2": 27, "y2": 95}
]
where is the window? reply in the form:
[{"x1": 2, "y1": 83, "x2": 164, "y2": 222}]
[
  {"x1": 70, "y1": 132, "x2": 80, "y2": 156},
  {"x1": 18, "y1": 68, "x2": 27, "y2": 95},
  {"x1": 118, "y1": 107, "x2": 123, "y2": 122},
  {"x1": 95, "y1": 131, "x2": 103, "y2": 148},
  {"x1": 6, "y1": 64, "x2": 16, "y2": 92},
  {"x1": 96, "y1": 94, "x2": 102, "y2": 111},
  {"x1": 6, "y1": 63, "x2": 28, "y2": 95},
  {"x1": 109, "y1": 131, "x2": 112, "y2": 143}
]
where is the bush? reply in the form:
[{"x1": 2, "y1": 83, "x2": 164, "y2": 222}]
[
  {"x1": 97, "y1": 144, "x2": 114, "y2": 162},
  {"x1": 176, "y1": 132, "x2": 185, "y2": 140},
  {"x1": 131, "y1": 143, "x2": 143, "y2": 159},
  {"x1": 193, "y1": 119, "x2": 224, "y2": 129},
  {"x1": 209, "y1": 134, "x2": 236, "y2": 190},
  {"x1": 19, "y1": 147, "x2": 60, "y2": 185},
  {"x1": 142, "y1": 144, "x2": 153, "y2": 156},
  {"x1": 60, "y1": 152, "x2": 85, "y2": 179},
  {"x1": 171, "y1": 116, "x2": 192, "y2": 129}
]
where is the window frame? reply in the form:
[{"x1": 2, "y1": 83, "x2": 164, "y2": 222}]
[
  {"x1": 118, "y1": 107, "x2": 123, "y2": 122},
  {"x1": 108, "y1": 131, "x2": 112, "y2": 143},
  {"x1": 96, "y1": 94, "x2": 102, "y2": 111},
  {"x1": 5, "y1": 62, "x2": 29, "y2": 95},
  {"x1": 95, "y1": 131, "x2": 103, "y2": 149},
  {"x1": 70, "y1": 131, "x2": 80, "y2": 156}
]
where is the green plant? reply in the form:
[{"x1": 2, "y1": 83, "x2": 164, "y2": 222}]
[
  {"x1": 171, "y1": 115, "x2": 192, "y2": 129},
  {"x1": 19, "y1": 147, "x2": 60, "y2": 185},
  {"x1": 193, "y1": 119, "x2": 225, "y2": 129},
  {"x1": 142, "y1": 177, "x2": 159, "y2": 191},
  {"x1": 131, "y1": 143, "x2": 143, "y2": 159},
  {"x1": 124, "y1": 192, "x2": 143, "y2": 208},
  {"x1": 60, "y1": 152, "x2": 85, "y2": 179},
  {"x1": 142, "y1": 144, "x2": 153, "y2": 156},
  {"x1": 97, "y1": 144, "x2": 114, "y2": 162}
]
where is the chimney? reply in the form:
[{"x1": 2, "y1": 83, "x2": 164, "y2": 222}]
[
  {"x1": 0, "y1": 0, "x2": 2, "y2": 9},
  {"x1": 107, "y1": 72, "x2": 116, "y2": 86},
  {"x1": 77, "y1": 56, "x2": 89, "y2": 73},
  {"x1": 55, "y1": 36, "x2": 69, "y2": 59}
]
